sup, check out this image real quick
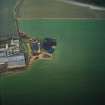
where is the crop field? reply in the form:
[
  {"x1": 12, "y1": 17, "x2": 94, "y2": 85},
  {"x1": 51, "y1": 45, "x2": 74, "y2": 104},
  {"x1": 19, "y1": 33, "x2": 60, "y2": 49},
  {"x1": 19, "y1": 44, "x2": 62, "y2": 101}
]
[{"x1": 18, "y1": 0, "x2": 105, "y2": 19}]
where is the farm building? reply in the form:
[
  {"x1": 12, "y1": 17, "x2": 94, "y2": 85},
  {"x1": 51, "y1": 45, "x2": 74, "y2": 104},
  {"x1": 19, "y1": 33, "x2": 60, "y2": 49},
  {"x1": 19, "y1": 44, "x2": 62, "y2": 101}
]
[{"x1": 0, "y1": 39, "x2": 26, "y2": 71}]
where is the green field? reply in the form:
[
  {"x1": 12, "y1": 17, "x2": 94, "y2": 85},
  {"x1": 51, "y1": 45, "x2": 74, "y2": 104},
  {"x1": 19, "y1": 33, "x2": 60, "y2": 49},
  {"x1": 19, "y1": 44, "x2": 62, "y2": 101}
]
[
  {"x1": 0, "y1": 20, "x2": 105, "y2": 105},
  {"x1": 0, "y1": 0, "x2": 105, "y2": 105},
  {"x1": 18, "y1": 0, "x2": 105, "y2": 18}
]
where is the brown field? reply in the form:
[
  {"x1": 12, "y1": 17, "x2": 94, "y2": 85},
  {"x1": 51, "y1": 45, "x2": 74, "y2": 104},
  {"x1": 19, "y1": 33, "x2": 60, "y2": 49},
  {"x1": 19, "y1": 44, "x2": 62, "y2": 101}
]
[{"x1": 18, "y1": 0, "x2": 105, "y2": 19}]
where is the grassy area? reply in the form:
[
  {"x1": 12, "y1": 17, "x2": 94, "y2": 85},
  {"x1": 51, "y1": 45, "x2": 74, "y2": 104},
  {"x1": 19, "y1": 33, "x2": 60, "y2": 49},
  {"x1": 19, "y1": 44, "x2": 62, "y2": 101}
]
[
  {"x1": 18, "y1": 0, "x2": 105, "y2": 18},
  {"x1": 0, "y1": 20, "x2": 105, "y2": 105}
]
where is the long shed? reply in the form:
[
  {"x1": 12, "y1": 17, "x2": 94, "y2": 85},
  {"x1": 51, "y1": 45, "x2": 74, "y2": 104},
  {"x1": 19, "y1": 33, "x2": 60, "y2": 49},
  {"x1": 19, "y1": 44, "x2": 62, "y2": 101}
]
[{"x1": 8, "y1": 53, "x2": 26, "y2": 69}]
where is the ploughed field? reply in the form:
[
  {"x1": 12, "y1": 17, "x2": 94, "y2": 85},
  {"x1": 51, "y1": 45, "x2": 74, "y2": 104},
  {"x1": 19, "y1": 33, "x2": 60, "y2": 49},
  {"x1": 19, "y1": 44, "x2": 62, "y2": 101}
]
[{"x1": 0, "y1": 0, "x2": 18, "y2": 40}]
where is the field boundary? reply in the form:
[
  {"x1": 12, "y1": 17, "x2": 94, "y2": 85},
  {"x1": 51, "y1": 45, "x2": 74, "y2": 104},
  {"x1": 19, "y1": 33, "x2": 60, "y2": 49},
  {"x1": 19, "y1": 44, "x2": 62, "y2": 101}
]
[{"x1": 17, "y1": 18, "x2": 105, "y2": 21}]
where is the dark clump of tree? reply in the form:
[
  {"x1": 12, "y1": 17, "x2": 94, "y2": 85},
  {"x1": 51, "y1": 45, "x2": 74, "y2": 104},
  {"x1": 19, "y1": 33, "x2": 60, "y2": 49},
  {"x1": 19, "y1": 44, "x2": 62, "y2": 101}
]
[{"x1": 74, "y1": 0, "x2": 105, "y2": 7}]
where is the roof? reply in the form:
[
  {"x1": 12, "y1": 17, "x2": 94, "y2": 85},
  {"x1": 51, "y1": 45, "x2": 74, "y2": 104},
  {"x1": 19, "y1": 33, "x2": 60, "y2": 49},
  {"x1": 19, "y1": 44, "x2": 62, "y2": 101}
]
[
  {"x1": 0, "y1": 57, "x2": 8, "y2": 64},
  {"x1": 8, "y1": 53, "x2": 26, "y2": 68}
]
